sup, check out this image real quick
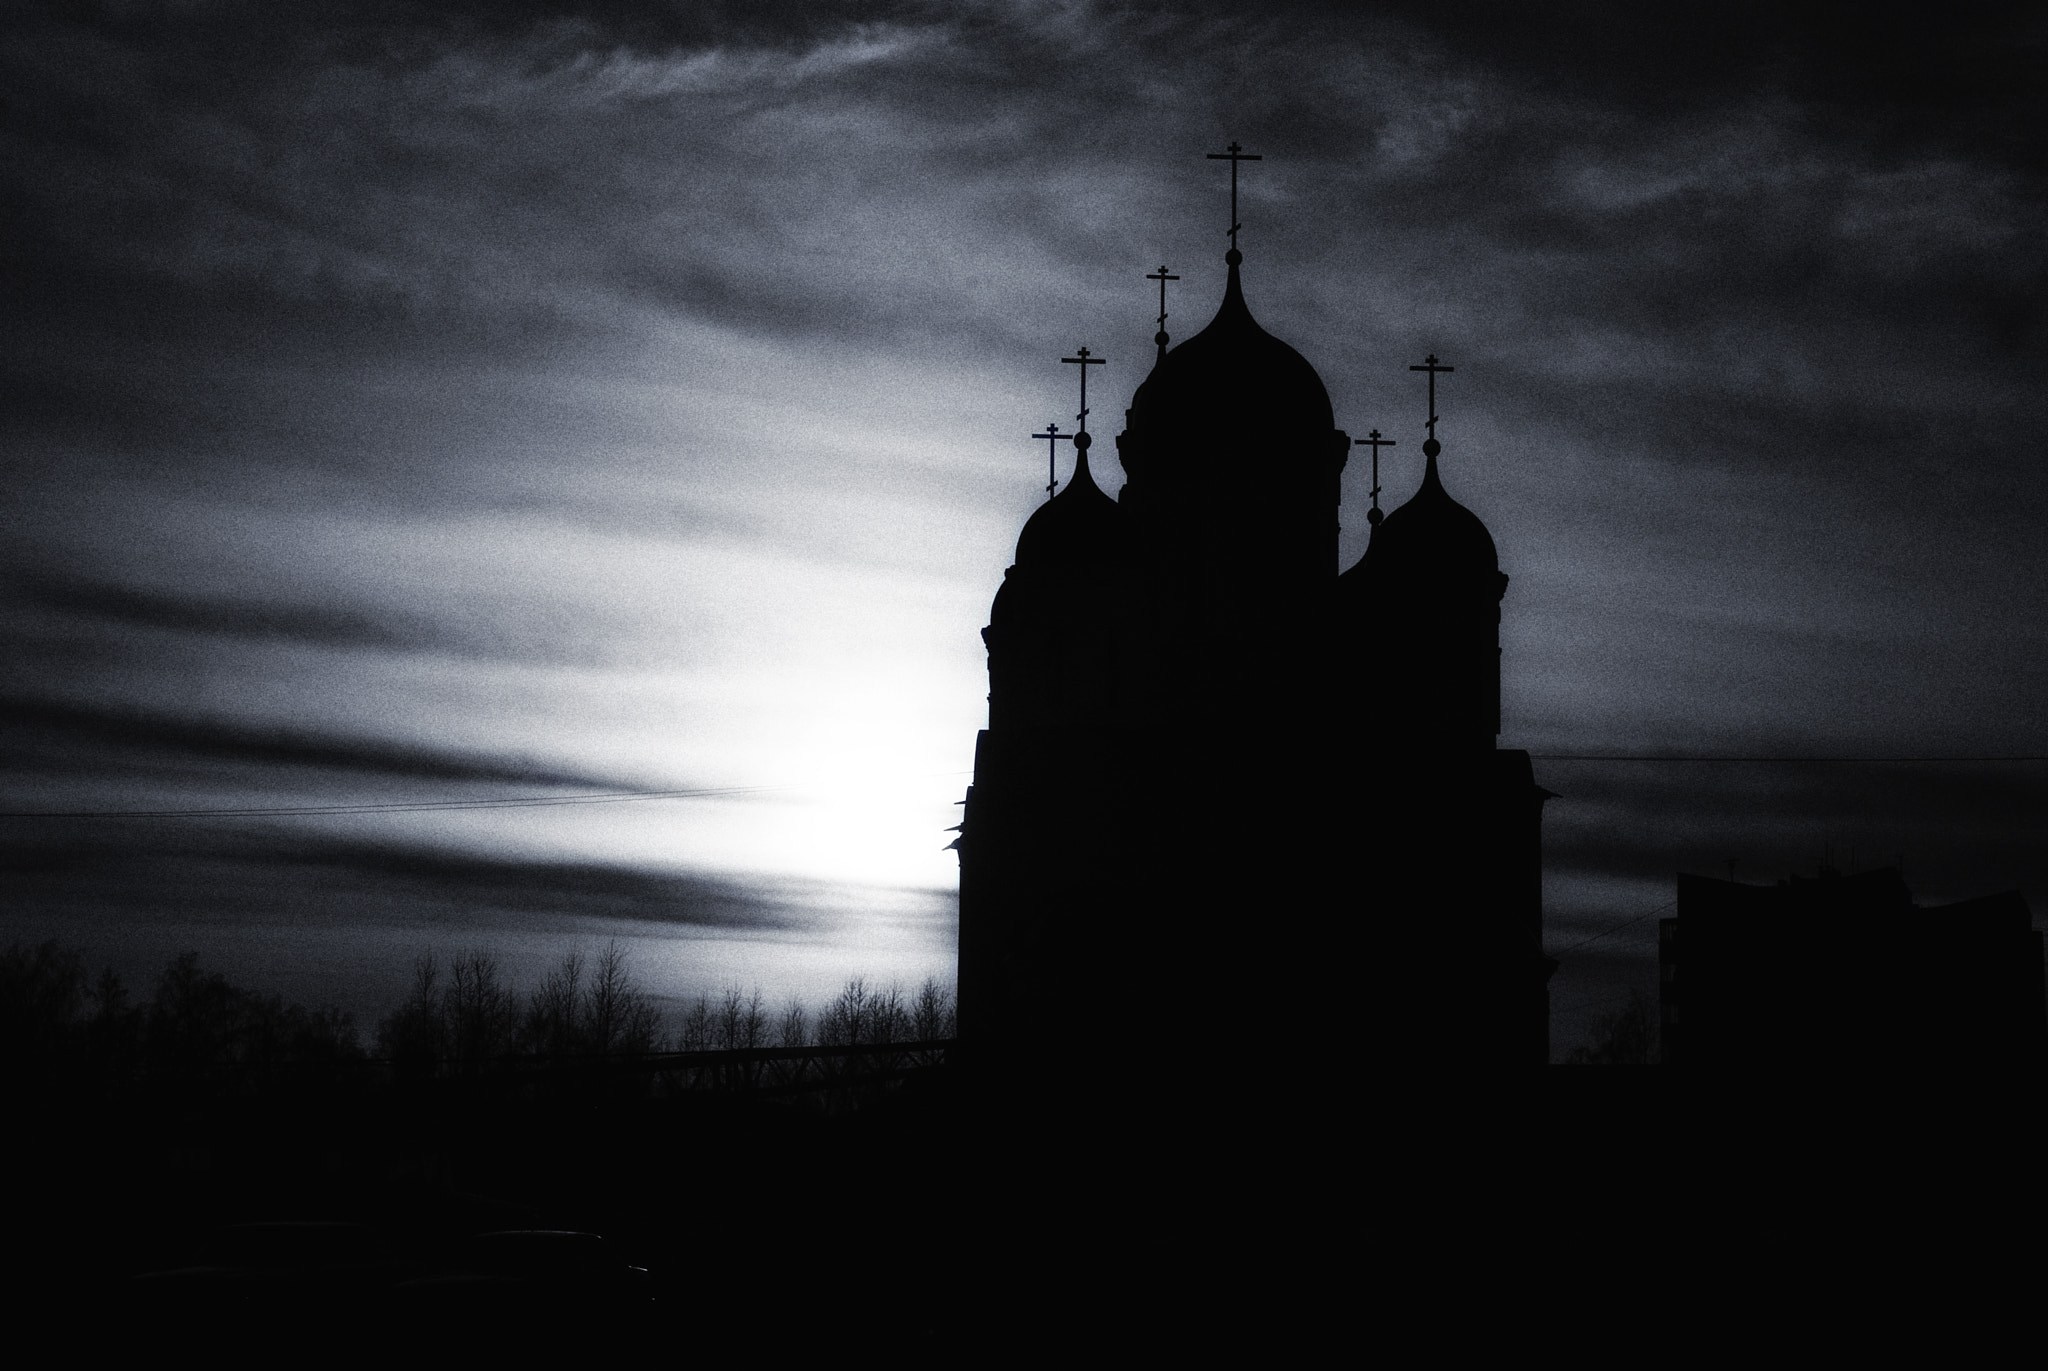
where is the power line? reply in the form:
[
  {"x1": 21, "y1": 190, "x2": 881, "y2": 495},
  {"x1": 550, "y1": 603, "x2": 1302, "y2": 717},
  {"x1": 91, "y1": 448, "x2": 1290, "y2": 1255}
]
[
  {"x1": 1547, "y1": 901, "x2": 1675, "y2": 958},
  {"x1": 1529, "y1": 755, "x2": 2048, "y2": 763},
  {"x1": 0, "y1": 772, "x2": 978, "y2": 821},
  {"x1": 9, "y1": 750, "x2": 2044, "y2": 821},
  {"x1": 0, "y1": 785, "x2": 781, "y2": 820},
  {"x1": 1550, "y1": 987, "x2": 1650, "y2": 1019}
]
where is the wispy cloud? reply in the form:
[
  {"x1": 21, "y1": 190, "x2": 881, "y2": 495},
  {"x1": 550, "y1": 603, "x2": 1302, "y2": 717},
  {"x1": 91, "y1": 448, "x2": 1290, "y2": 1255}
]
[{"x1": 0, "y1": 696, "x2": 607, "y2": 791}]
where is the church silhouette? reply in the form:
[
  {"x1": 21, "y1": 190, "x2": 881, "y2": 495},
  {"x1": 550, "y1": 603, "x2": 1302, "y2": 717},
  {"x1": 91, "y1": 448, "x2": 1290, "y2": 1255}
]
[{"x1": 955, "y1": 154, "x2": 1557, "y2": 1088}]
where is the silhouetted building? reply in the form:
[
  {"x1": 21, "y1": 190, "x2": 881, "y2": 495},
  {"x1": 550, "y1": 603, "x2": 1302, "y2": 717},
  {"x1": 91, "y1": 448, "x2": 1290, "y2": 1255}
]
[
  {"x1": 955, "y1": 229, "x2": 1556, "y2": 1082},
  {"x1": 1661, "y1": 868, "x2": 2045, "y2": 1072}
]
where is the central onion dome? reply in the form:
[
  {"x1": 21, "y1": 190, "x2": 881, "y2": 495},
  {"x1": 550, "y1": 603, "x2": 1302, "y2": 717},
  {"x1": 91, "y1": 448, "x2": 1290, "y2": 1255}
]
[{"x1": 1125, "y1": 252, "x2": 1334, "y2": 437}]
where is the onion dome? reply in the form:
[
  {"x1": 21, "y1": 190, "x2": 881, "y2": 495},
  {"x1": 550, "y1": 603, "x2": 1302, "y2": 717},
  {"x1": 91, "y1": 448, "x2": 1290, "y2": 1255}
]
[
  {"x1": 1366, "y1": 441, "x2": 1498, "y2": 582},
  {"x1": 983, "y1": 431, "x2": 1129, "y2": 733},
  {"x1": 1125, "y1": 252, "x2": 1333, "y2": 437},
  {"x1": 1349, "y1": 438, "x2": 1508, "y2": 750},
  {"x1": 1012, "y1": 432, "x2": 1124, "y2": 570}
]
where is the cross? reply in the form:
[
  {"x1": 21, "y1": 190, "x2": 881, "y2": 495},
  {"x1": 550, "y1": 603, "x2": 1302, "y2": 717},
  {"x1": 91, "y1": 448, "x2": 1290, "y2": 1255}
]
[
  {"x1": 1353, "y1": 429, "x2": 1396, "y2": 525},
  {"x1": 1061, "y1": 346, "x2": 1106, "y2": 433},
  {"x1": 1030, "y1": 421, "x2": 1073, "y2": 500},
  {"x1": 1147, "y1": 265, "x2": 1179, "y2": 363},
  {"x1": 1408, "y1": 354, "x2": 1454, "y2": 446},
  {"x1": 1205, "y1": 142, "x2": 1262, "y2": 252}
]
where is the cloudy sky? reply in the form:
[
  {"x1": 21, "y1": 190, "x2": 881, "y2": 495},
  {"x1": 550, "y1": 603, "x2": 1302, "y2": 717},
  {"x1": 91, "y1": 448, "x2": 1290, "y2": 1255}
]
[{"x1": 3, "y1": 2, "x2": 2043, "y2": 1047}]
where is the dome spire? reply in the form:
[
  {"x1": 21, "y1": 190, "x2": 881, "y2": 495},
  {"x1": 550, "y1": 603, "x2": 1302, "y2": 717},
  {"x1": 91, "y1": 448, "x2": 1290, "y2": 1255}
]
[
  {"x1": 1055, "y1": 344, "x2": 1107, "y2": 499},
  {"x1": 1408, "y1": 352, "x2": 1455, "y2": 469},
  {"x1": 1060, "y1": 345, "x2": 1107, "y2": 438},
  {"x1": 1147, "y1": 264, "x2": 1179, "y2": 365},
  {"x1": 1205, "y1": 141, "x2": 1262, "y2": 260},
  {"x1": 1354, "y1": 429, "x2": 1397, "y2": 529},
  {"x1": 1030, "y1": 421, "x2": 1073, "y2": 500},
  {"x1": 1371, "y1": 348, "x2": 1498, "y2": 580}
]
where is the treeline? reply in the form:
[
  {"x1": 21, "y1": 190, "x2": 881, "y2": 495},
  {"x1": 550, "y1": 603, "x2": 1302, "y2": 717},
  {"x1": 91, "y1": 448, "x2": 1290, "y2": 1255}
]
[
  {"x1": 1562, "y1": 989, "x2": 1661, "y2": 1065},
  {"x1": 1, "y1": 939, "x2": 956, "y2": 1097},
  {"x1": 0, "y1": 941, "x2": 363, "y2": 1098},
  {"x1": 375, "y1": 944, "x2": 954, "y2": 1069},
  {"x1": 376, "y1": 945, "x2": 663, "y2": 1072}
]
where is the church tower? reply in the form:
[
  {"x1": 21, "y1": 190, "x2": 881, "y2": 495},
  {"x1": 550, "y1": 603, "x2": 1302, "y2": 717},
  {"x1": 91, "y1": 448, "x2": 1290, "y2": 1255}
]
[
  {"x1": 957, "y1": 150, "x2": 1555, "y2": 1085},
  {"x1": 961, "y1": 424, "x2": 1136, "y2": 1057},
  {"x1": 1338, "y1": 387, "x2": 1557, "y2": 1069}
]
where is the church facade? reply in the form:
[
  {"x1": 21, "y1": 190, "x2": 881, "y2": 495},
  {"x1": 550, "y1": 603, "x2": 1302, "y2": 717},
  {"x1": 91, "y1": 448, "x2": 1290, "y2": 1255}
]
[{"x1": 954, "y1": 236, "x2": 1557, "y2": 1079}]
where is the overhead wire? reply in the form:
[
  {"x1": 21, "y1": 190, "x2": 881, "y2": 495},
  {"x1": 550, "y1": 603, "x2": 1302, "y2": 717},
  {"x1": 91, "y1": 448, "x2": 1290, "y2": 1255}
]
[
  {"x1": 1550, "y1": 987, "x2": 1654, "y2": 1020},
  {"x1": 1529, "y1": 755, "x2": 2048, "y2": 763},
  {"x1": 1546, "y1": 898, "x2": 1679, "y2": 1029},
  {"x1": 0, "y1": 772, "x2": 979, "y2": 820},
  {"x1": 1546, "y1": 900, "x2": 1675, "y2": 957},
  {"x1": 3, "y1": 753, "x2": 2044, "y2": 821}
]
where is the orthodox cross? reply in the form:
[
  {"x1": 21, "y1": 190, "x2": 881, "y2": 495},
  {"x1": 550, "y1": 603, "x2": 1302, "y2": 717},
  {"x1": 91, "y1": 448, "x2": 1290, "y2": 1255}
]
[
  {"x1": 1061, "y1": 346, "x2": 1106, "y2": 434},
  {"x1": 1354, "y1": 429, "x2": 1396, "y2": 525},
  {"x1": 1147, "y1": 265, "x2": 1179, "y2": 363},
  {"x1": 1408, "y1": 353, "x2": 1454, "y2": 452},
  {"x1": 1204, "y1": 142, "x2": 1262, "y2": 252},
  {"x1": 1030, "y1": 421, "x2": 1073, "y2": 499}
]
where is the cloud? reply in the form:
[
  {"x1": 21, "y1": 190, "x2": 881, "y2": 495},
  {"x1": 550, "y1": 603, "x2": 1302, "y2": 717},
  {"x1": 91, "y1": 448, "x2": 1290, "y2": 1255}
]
[
  {"x1": 1351, "y1": 0, "x2": 2048, "y2": 172},
  {"x1": 1537, "y1": 756, "x2": 2048, "y2": 912},
  {"x1": 0, "y1": 696, "x2": 611, "y2": 790},
  {"x1": 0, "y1": 814, "x2": 959, "y2": 1027},
  {"x1": 0, "y1": 821, "x2": 806, "y2": 927},
  {"x1": 1531, "y1": 743, "x2": 2048, "y2": 1054},
  {"x1": 11, "y1": 569, "x2": 438, "y2": 653},
  {"x1": 0, "y1": 818, "x2": 960, "y2": 1031}
]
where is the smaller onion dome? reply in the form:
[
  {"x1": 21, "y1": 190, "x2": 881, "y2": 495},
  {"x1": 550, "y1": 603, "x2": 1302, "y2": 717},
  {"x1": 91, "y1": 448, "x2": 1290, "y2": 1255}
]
[
  {"x1": 987, "y1": 571, "x2": 1022, "y2": 626},
  {"x1": 1013, "y1": 432, "x2": 1124, "y2": 570},
  {"x1": 1366, "y1": 444, "x2": 1498, "y2": 582}
]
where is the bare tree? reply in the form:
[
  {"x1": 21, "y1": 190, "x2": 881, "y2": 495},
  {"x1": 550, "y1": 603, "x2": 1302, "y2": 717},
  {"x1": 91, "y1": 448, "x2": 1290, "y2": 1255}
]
[
  {"x1": 715, "y1": 986, "x2": 768, "y2": 1052},
  {"x1": 523, "y1": 949, "x2": 584, "y2": 1054},
  {"x1": 444, "y1": 949, "x2": 517, "y2": 1071},
  {"x1": 1564, "y1": 989, "x2": 1661, "y2": 1065},
  {"x1": 817, "y1": 976, "x2": 872, "y2": 1047},
  {"x1": 701, "y1": 985, "x2": 766, "y2": 1088},
  {"x1": 677, "y1": 995, "x2": 709, "y2": 1053},
  {"x1": 86, "y1": 965, "x2": 143, "y2": 1085},
  {"x1": 376, "y1": 954, "x2": 444, "y2": 1073},
  {"x1": 777, "y1": 999, "x2": 809, "y2": 1050},
  {"x1": 0, "y1": 941, "x2": 88, "y2": 1090},
  {"x1": 0, "y1": 940, "x2": 86, "y2": 1046},
  {"x1": 910, "y1": 977, "x2": 955, "y2": 1066},
  {"x1": 582, "y1": 941, "x2": 661, "y2": 1054},
  {"x1": 867, "y1": 981, "x2": 907, "y2": 1046},
  {"x1": 910, "y1": 977, "x2": 956, "y2": 1040}
]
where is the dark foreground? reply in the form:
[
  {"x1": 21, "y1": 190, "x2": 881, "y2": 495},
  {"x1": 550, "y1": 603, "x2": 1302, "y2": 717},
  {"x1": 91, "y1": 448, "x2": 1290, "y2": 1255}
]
[{"x1": 8, "y1": 1064, "x2": 2044, "y2": 1361}]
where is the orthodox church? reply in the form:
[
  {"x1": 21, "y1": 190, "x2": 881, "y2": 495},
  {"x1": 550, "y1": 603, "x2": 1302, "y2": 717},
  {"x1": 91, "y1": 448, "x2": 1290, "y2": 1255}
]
[{"x1": 955, "y1": 165, "x2": 1556, "y2": 1079}]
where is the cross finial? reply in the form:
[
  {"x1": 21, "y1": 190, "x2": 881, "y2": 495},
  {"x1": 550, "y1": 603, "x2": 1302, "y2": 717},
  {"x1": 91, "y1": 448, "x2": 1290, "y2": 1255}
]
[
  {"x1": 1030, "y1": 421, "x2": 1073, "y2": 500},
  {"x1": 1060, "y1": 346, "x2": 1107, "y2": 436},
  {"x1": 1408, "y1": 353, "x2": 1455, "y2": 454},
  {"x1": 1353, "y1": 429, "x2": 1397, "y2": 526},
  {"x1": 1146, "y1": 265, "x2": 1179, "y2": 364},
  {"x1": 1205, "y1": 142, "x2": 1262, "y2": 257}
]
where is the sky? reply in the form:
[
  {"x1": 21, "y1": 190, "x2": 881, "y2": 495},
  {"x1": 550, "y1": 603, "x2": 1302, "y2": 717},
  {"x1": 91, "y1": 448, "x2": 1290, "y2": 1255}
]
[{"x1": 3, "y1": 1, "x2": 2044, "y2": 1050}]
